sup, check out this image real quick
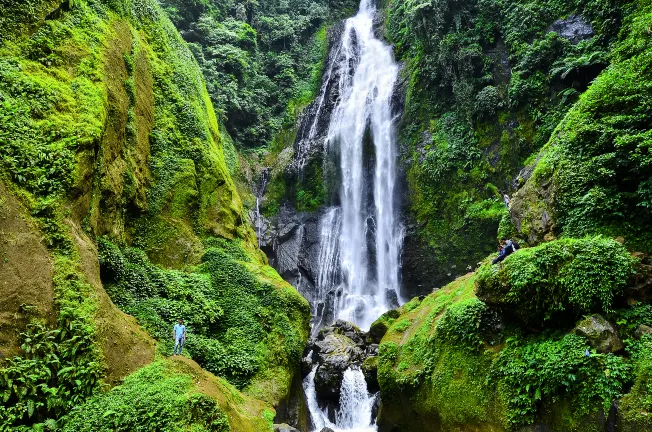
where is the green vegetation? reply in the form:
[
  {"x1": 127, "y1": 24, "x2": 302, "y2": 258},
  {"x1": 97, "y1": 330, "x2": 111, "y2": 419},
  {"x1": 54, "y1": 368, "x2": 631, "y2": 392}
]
[
  {"x1": 0, "y1": 0, "x2": 309, "y2": 429},
  {"x1": 385, "y1": 0, "x2": 634, "y2": 284},
  {"x1": 0, "y1": 257, "x2": 102, "y2": 429},
  {"x1": 378, "y1": 253, "x2": 640, "y2": 430},
  {"x1": 63, "y1": 361, "x2": 229, "y2": 432},
  {"x1": 511, "y1": 0, "x2": 652, "y2": 252},
  {"x1": 476, "y1": 236, "x2": 637, "y2": 325},
  {"x1": 98, "y1": 236, "x2": 310, "y2": 400},
  {"x1": 492, "y1": 333, "x2": 631, "y2": 428},
  {"x1": 159, "y1": 0, "x2": 358, "y2": 148}
]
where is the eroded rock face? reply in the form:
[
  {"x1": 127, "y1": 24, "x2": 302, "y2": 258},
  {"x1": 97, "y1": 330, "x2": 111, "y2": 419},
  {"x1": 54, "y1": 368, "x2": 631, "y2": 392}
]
[
  {"x1": 573, "y1": 314, "x2": 624, "y2": 354},
  {"x1": 548, "y1": 15, "x2": 594, "y2": 44}
]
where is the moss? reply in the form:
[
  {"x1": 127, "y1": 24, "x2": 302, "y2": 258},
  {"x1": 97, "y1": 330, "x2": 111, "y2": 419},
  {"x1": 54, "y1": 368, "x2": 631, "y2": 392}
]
[
  {"x1": 63, "y1": 358, "x2": 274, "y2": 432},
  {"x1": 476, "y1": 236, "x2": 637, "y2": 326},
  {"x1": 510, "y1": 1, "x2": 652, "y2": 252},
  {"x1": 377, "y1": 273, "x2": 506, "y2": 431},
  {"x1": 99, "y1": 237, "x2": 309, "y2": 406}
]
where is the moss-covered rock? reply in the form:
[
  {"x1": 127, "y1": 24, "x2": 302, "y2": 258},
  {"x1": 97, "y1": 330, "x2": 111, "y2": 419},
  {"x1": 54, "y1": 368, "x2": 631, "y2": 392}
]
[
  {"x1": 64, "y1": 358, "x2": 275, "y2": 432},
  {"x1": 509, "y1": 0, "x2": 652, "y2": 253},
  {"x1": 476, "y1": 236, "x2": 636, "y2": 326}
]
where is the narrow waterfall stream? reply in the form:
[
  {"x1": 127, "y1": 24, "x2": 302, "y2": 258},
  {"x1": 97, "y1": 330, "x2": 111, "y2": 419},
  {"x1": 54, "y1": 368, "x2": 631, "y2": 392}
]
[{"x1": 301, "y1": 0, "x2": 402, "y2": 430}]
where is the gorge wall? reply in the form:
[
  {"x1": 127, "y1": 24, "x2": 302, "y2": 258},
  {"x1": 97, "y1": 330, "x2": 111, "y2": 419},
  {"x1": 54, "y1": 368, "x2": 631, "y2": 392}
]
[{"x1": 1, "y1": 0, "x2": 652, "y2": 431}]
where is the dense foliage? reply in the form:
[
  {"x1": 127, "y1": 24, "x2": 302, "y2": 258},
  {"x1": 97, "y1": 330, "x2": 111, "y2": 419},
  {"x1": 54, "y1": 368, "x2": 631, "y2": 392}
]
[
  {"x1": 385, "y1": 0, "x2": 634, "y2": 285},
  {"x1": 378, "y1": 264, "x2": 639, "y2": 431},
  {"x1": 158, "y1": 0, "x2": 358, "y2": 148},
  {"x1": 513, "y1": 0, "x2": 652, "y2": 251},
  {"x1": 492, "y1": 333, "x2": 631, "y2": 427},
  {"x1": 63, "y1": 362, "x2": 230, "y2": 432},
  {"x1": 0, "y1": 255, "x2": 103, "y2": 430},
  {"x1": 476, "y1": 236, "x2": 636, "y2": 325},
  {"x1": 98, "y1": 237, "x2": 309, "y2": 394}
]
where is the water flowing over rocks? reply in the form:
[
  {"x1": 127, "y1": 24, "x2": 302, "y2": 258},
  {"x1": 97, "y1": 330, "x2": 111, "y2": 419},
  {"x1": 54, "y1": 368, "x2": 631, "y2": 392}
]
[{"x1": 302, "y1": 320, "x2": 379, "y2": 430}]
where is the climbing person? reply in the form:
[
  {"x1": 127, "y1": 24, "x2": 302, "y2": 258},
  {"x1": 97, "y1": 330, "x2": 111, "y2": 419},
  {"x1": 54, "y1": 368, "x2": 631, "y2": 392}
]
[
  {"x1": 503, "y1": 193, "x2": 511, "y2": 209},
  {"x1": 492, "y1": 239, "x2": 518, "y2": 264},
  {"x1": 173, "y1": 318, "x2": 186, "y2": 356}
]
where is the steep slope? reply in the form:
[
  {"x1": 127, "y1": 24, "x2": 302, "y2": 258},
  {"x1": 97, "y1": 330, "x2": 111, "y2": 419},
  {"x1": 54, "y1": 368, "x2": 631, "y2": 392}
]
[
  {"x1": 0, "y1": 0, "x2": 308, "y2": 429},
  {"x1": 385, "y1": 0, "x2": 633, "y2": 294},
  {"x1": 376, "y1": 2, "x2": 652, "y2": 430}
]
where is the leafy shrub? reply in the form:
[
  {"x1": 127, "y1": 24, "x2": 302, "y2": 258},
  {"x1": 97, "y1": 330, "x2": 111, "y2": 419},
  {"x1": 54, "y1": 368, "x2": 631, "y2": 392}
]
[
  {"x1": 476, "y1": 236, "x2": 636, "y2": 325},
  {"x1": 474, "y1": 85, "x2": 500, "y2": 118},
  {"x1": 492, "y1": 333, "x2": 632, "y2": 427},
  {"x1": 62, "y1": 361, "x2": 229, "y2": 432},
  {"x1": 98, "y1": 237, "x2": 308, "y2": 389},
  {"x1": 435, "y1": 298, "x2": 488, "y2": 349}
]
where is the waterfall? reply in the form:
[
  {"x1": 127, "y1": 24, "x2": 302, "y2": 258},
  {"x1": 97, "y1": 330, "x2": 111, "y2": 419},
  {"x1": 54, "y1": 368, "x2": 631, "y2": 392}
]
[
  {"x1": 303, "y1": 366, "x2": 377, "y2": 432},
  {"x1": 312, "y1": 0, "x2": 403, "y2": 332}
]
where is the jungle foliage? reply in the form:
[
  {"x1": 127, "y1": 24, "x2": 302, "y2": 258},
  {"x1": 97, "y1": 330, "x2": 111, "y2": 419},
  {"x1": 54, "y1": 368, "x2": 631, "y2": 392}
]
[
  {"x1": 98, "y1": 237, "x2": 309, "y2": 393},
  {"x1": 158, "y1": 0, "x2": 358, "y2": 148},
  {"x1": 385, "y1": 0, "x2": 635, "y2": 285}
]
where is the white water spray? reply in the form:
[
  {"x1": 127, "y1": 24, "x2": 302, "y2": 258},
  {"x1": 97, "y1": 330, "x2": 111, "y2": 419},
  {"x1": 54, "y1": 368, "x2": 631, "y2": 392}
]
[
  {"x1": 303, "y1": 366, "x2": 377, "y2": 432},
  {"x1": 316, "y1": 0, "x2": 403, "y2": 331}
]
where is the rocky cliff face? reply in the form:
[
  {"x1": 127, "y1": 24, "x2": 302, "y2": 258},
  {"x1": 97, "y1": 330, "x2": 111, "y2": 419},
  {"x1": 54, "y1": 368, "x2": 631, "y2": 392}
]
[{"x1": 0, "y1": 0, "x2": 309, "y2": 429}]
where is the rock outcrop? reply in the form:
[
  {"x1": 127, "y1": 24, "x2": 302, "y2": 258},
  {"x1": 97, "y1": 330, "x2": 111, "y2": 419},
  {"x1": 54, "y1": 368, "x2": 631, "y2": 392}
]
[{"x1": 572, "y1": 315, "x2": 624, "y2": 354}]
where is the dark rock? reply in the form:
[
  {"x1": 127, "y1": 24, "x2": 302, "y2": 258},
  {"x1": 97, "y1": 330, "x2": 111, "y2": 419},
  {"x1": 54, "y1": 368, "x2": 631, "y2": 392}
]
[
  {"x1": 386, "y1": 289, "x2": 400, "y2": 309},
  {"x1": 548, "y1": 15, "x2": 594, "y2": 44},
  {"x1": 367, "y1": 309, "x2": 400, "y2": 344},
  {"x1": 362, "y1": 356, "x2": 379, "y2": 393},
  {"x1": 313, "y1": 330, "x2": 364, "y2": 401},
  {"x1": 319, "y1": 428, "x2": 335, "y2": 432},
  {"x1": 275, "y1": 372, "x2": 310, "y2": 431},
  {"x1": 274, "y1": 424, "x2": 300, "y2": 432},
  {"x1": 573, "y1": 314, "x2": 624, "y2": 354}
]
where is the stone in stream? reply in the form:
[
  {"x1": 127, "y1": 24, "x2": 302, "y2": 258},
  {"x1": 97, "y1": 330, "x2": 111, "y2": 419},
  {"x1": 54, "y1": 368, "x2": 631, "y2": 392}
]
[
  {"x1": 572, "y1": 314, "x2": 624, "y2": 354},
  {"x1": 319, "y1": 428, "x2": 335, "y2": 432}
]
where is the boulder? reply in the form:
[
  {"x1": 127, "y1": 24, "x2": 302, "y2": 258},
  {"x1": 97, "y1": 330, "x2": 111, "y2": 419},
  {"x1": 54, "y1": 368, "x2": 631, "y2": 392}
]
[
  {"x1": 367, "y1": 309, "x2": 400, "y2": 344},
  {"x1": 548, "y1": 15, "x2": 594, "y2": 44},
  {"x1": 274, "y1": 424, "x2": 300, "y2": 432},
  {"x1": 572, "y1": 314, "x2": 624, "y2": 353},
  {"x1": 313, "y1": 330, "x2": 364, "y2": 401},
  {"x1": 635, "y1": 324, "x2": 652, "y2": 339},
  {"x1": 319, "y1": 428, "x2": 335, "y2": 432},
  {"x1": 362, "y1": 356, "x2": 379, "y2": 393}
]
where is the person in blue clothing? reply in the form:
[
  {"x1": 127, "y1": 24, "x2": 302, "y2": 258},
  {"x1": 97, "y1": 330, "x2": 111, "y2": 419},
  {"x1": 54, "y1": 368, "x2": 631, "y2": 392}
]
[
  {"x1": 492, "y1": 239, "x2": 519, "y2": 264},
  {"x1": 173, "y1": 318, "x2": 186, "y2": 355}
]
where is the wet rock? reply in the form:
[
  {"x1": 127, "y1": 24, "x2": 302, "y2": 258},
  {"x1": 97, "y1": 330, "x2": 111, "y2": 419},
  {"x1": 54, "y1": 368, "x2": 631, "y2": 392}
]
[
  {"x1": 548, "y1": 15, "x2": 594, "y2": 44},
  {"x1": 386, "y1": 289, "x2": 400, "y2": 309},
  {"x1": 319, "y1": 428, "x2": 335, "y2": 432},
  {"x1": 362, "y1": 355, "x2": 379, "y2": 393},
  {"x1": 312, "y1": 327, "x2": 365, "y2": 401},
  {"x1": 573, "y1": 314, "x2": 624, "y2": 354},
  {"x1": 274, "y1": 424, "x2": 300, "y2": 432},
  {"x1": 301, "y1": 345, "x2": 315, "y2": 378}
]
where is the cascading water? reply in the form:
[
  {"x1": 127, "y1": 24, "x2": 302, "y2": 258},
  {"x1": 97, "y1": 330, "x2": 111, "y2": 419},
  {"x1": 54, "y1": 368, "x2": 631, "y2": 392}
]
[
  {"x1": 314, "y1": 0, "x2": 403, "y2": 332},
  {"x1": 301, "y1": 1, "x2": 402, "y2": 430},
  {"x1": 303, "y1": 366, "x2": 377, "y2": 432}
]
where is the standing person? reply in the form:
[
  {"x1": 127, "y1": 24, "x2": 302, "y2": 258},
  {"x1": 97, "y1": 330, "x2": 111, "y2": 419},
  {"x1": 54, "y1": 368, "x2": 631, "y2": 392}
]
[{"x1": 173, "y1": 319, "x2": 186, "y2": 356}]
